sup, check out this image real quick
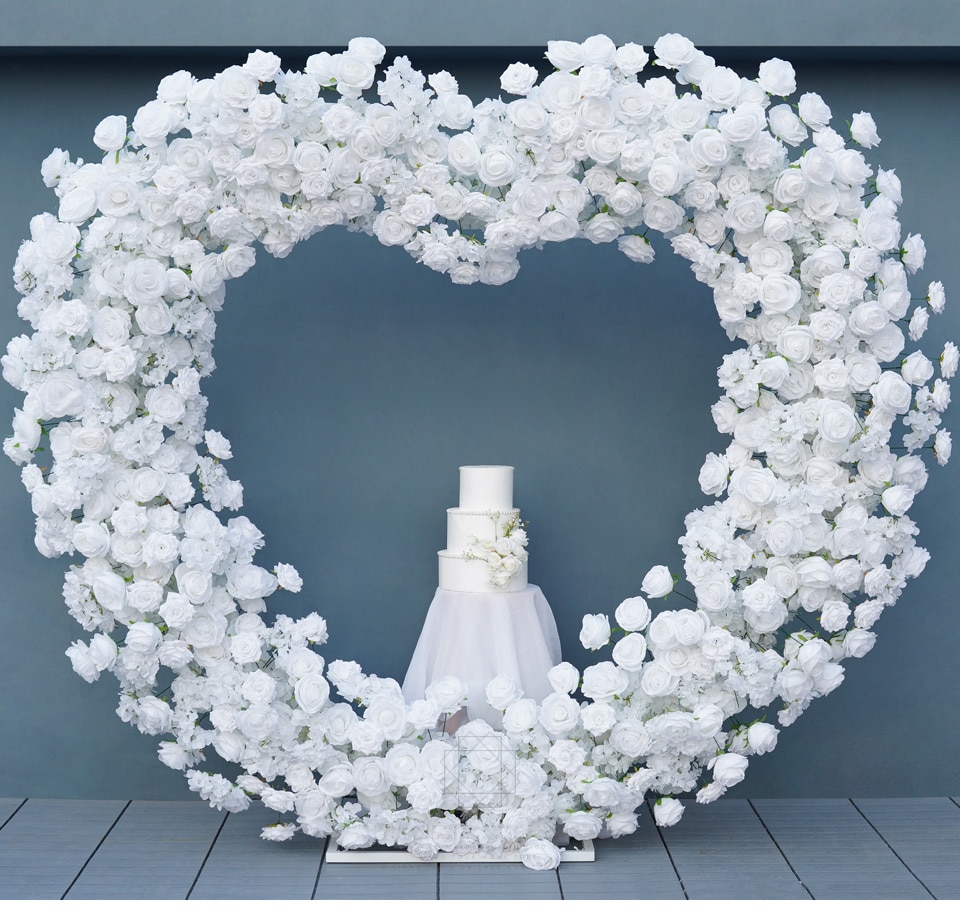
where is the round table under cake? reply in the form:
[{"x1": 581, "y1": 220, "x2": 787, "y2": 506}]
[{"x1": 402, "y1": 583, "x2": 562, "y2": 729}]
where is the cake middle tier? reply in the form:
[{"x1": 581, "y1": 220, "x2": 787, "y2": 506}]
[{"x1": 446, "y1": 507, "x2": 521, "y2": 551}]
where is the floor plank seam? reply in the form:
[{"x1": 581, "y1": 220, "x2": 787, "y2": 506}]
[
  {"x1": 435, "y1": 860, "x2": 440, "y2": 901},
  {"x1": 747, "y1": 799, "x2": 814, "y2": 900},
  {"x1": 849, "y1": 798, "x2": 936, "y2": 899},
  {"x1": 950, "y1": 796, "x2": 960, "y2": 812},
  {"x1": 555, "y1": 866, "x2": 564, "y2": 901},
  {"x1": 60, "y1": 799, "x2": 131, "y2": 900},
  {"x1": 310, "y1": 836, "x2": 330, "y2": 899},
  {"x1": 184, "y1": 809, "x2": 231, "y2": 900},
  {"x1": 646, "y1": 798, "x2": 687, "y2": 900},
  {"x1": 0, "y1": 797, "x2": 27, "y2": 833}
]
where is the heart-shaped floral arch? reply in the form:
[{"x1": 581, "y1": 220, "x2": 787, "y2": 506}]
[{"x1": 4, "y1": 34, "x2": 954, "y2": 870}]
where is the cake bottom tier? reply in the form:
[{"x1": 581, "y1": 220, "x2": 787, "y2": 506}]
[
  {"x1": 402, "y1": 584, "x2": 562, "y2": 730},
  {"x1": 438, "y1": 550, "x2": 529, "y2": 593}
]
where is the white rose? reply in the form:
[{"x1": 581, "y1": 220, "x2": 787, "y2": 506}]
[
  {"x1": 446, "y1": 133, "x2": 482, "y2": 175},
  {"x1": 653, "y1": 798, "x2": 684, "y2": 827},
  {"x1": 546, "y1": 40, "x2": 584, "y2": 71},
  {"x1": 159, "y1": 593, "x2": 195, "y2": 629},
  {"x1": 563, "y1": 811, "x2": 604, "y2": 841},
  {"x1": 710, "y1": 752, "x2": 749, "y2": 787},
  {"x1": 35, "y1": 371, "x2": 86, "y2": 418},
  {"x1": 125, "y1": 621, "x2": 162, "y2": 653},
  {"x1": 618, "y1": 235, "x2": 655, "y2": 263},
  {"x1": 694, "y1": 452, "x2": 729, "y2": 497},
  {"x1": 349, "y1": 757, "x2": 389, "y2": 798},
  {"x1": 901, "y1": 351, "x2": 934, "y2": 386},
  {"x1": 871, "y1": 372, "x2": 912, "y2": 414},
  {"x1": 641, "y1": 565, "x2": 674, "y2": 598},
  {"x1": 547, "y1": 661, "x2": 581, "y2": 694},
  {"x1": 373, "y1": 211, "x2": 415, "y2": 247},
  {"x1": 502, "y1": 697, "x2": 539, "y2": 734},
  {"x1": 817, "y1": 400, "x2": 858, "y2": 446},
  {"x1": 132, "y1": 99, "x2": 176, "y2": 144},
  {"x1": 227, "y1": 564, "x2": 278, "y2": 601},
  {"x1": 579, "y1": 701, "x2": 617, "y2": 735},
  {"x1": 759, "y1": 274, "x2": 801, "y2": 314},
  {"x1": 548, "y1": 738, "x2": 587, "y2": 773},
  {"x1": 581, "y1": 661, "x2": 629, "y2": 700},
  {"x1": 767, "y1": 111, "x2": 808, "y2": 155},
  {"x1": 145, "y1": 386, "x2": 186, "y2": 426},
  {"x1": 520, "y1": 838, "x2": 561, "y2": 871},
  {"x1": 135, "y1": 696, "x2": 173, "y2": 735},
  {"x1": 850, "y1": 111, "x2": 880, "y2": 148},
  {"x1": 610, "y1": 720, "x2": 652, "y2": 757},
  {"x1": 757, "y1": 58, "x2": 796, "y2": 96},
  {"x1": 485, "y1": 674, "x2": 522, "y2": 710},
  {"x1": 640, "y1": 661, "x2": 678, "y2": 698},
  {"x1": 747, "y1": 722, "x2": 779, "y2": 755},
  {"x1": 425, "y1": 675, "x2": 468, "y2": 713},
  {"x1": 500, "y1": 62, "x2": 539, "y2": 95},
  {"x1": 93, "y1": 114, "x2": 128, "y2": 152},
  {"x1": 881, "y1": 485, "x2": 915, "y2": 516},
  {"x1": 477, "y1": 147, "x2": 519, "y2": 188},
  {"x1": 334, "y1": 52, "x2": 376, "y2": 96},
  {"x1": 612, "y1": 633, "x2": 647, "y2": 671},
  {"x1": 615, "y1": 42, "x2": 649, "y2": 75},
  {"x1": 579, "y1": 613, "x2": 611, "y2": 650},
  {"x1": 653, "y1": 33, "x2": 697, "y2": 68},
  {"x1": 384, "y1": 742, "x2": 422, "y2": 787},
  {"x1": 538, "y1": 692, "x2": 581, "y2": 735},
  {"x1": 615, "y1": 596, "x2": 651, "y2": 631}
]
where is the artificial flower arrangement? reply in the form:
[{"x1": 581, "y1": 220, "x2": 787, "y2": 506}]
[
  {"x1": 462, "y1": 512, "x2": 529, "y2": 587},
  {"x1": 3, "y1": 33, "x2": 953, "y2": 869}
]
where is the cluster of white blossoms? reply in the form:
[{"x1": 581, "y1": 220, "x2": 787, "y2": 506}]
[
  {"x1": 4, "y1": 33, "x2": 954, "y2": 869},
  {"x1": 462, "y1": 513, "x2": 529, "y2": 587}
]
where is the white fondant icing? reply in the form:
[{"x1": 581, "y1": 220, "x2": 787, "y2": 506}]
[{"x1": 458, "y1": 465, "x2": 513, "y2": 510}]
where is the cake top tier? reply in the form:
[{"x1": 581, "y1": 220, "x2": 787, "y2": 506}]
[{"x1": 458, "y1": 465, "x2": 514, "y2": 511}]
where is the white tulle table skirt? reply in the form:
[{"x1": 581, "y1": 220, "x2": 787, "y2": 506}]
[{"x1": 402, "y1": 584, "x2": 562, "y2": 729}]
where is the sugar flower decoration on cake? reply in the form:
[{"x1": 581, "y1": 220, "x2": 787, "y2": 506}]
[{"x1": 462, "y1": 512, "x2": 529, "y2": 587}]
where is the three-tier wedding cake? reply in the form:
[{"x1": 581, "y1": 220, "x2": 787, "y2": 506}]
[
  {"x1": 403, "y1": 464, "x2": 561, "y2": 729},
  {"x1": 438, "y1": 465, "x2": 529, "y2": 593}
]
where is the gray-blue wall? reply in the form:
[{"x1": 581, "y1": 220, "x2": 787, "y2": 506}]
[{"x1": 1, "y1": 7, "x2": 959, "y2": 800}]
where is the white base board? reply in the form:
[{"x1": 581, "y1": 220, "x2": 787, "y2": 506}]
[{"x1": 325, "y1": 836, "x2": 595, "y2": 864}]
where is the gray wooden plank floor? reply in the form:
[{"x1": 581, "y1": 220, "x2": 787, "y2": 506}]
[{"x1": 0, "y1": 797, "x2": 956, "y2": 900}]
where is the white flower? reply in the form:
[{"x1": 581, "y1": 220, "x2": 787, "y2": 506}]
[
  {"x1": 618, "y1": 235, "x2": 655, "y2": 263},
  {"x1": 425, "y1": 675, "x2": 468, "y2": 713},
  {"x1": 928, "y1": 281, "x2": 946, "y2": 314},
  {"x1": 653, "y1": 33, "x2": 697, "y2": 68},
  {"x1": 520, "y1": 838, "x2": 561, "y2": 871},
  {"x1": 274, "y1": 563, "x2": 303, "y2": 592},
  {"x1": 545, "y1": 40, "x2": 584, "y2": 71},
  {"x1": 93, "y1": 115, "x2": 128, "y2": 152},
  {"x1": 851, "y1": 111, "x2": 881, "y2": 148},
  {"x1": 614, "y1": 43, "x2": 649, "y2": 76},
  {"x1": 500, "y1": 62, "x2": 539, "y2": 96},
  {"x1": 243, "y1": 50, "x2": 282, "y2": 82},
  {"x1": 710, "y1": 752, "x2": 749, "y2": 787},
  {"x1": 935, "y1": 430, "x2": 952, "y2": 466},
  {"x1": 757, "y1": 58, "x2": 797, "y2": 96},
  {"x1": 641, "y1": 565, "x2": 674, "y2": 598},
  {"x1": 653, "y1": 798, "x2": 684, "y2": 827},
  {"x1": 547, "y1": 661, "x2": 581, "y2": 694},
  {"x1": 485, "y1": 674, "x2": 522, "y2": 710},
  {"x1": 614, "y1": 596, "x2": 651, "y2": 631},
  {"x1": 538, "y1": 692, "x2": 581, "y2": 735},
  {"x1": 581, "y1": 661, "x2": 629, "y2": 700},
  {"x1": 612, "y1": 633, "x2": 647, "y2": 671},
  {"x1": 579, "y1": 613, "x2": 611, "y2": 650},
  {"x1": 261, "y1": 823, "x2": 297, "y2": 842}
]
